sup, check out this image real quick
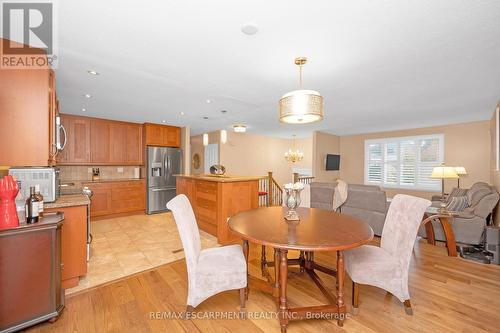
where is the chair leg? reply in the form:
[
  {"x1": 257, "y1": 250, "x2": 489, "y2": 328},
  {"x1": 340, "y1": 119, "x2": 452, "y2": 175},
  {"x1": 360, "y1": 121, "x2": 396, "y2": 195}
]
[
  {"x1": 239, "y1": 288, "x2": 247, "y2": 319},
  {"x1": 182, "y1": 305, "x2": 195, "y2": 320},
  {"x1": 403, "y1": 299, "x2": 413, "y2": 315},
  {"x1": 352, "y1": 281, "x2": 359, "y2": 315}
]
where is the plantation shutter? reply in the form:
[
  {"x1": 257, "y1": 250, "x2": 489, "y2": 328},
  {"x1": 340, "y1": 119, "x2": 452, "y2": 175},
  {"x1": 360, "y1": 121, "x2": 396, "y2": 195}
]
[{"x1": 365, "y1": 135, "x2": 443, "y2": 191}]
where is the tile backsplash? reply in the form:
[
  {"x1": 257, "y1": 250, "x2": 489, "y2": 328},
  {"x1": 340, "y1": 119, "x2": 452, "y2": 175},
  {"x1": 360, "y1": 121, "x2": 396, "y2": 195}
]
[{"x1": 59, "y1": 166, "x2": 142, "y2": 182}]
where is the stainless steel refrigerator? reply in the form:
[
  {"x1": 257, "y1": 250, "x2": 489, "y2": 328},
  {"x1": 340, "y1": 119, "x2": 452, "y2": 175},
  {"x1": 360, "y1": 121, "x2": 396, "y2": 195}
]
[{"x1": 147, "y1": 146, "x2": 182, "y2": 214}]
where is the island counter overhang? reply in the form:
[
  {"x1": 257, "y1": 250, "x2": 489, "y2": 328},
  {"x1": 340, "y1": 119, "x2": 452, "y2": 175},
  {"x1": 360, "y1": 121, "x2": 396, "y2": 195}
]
[{"x1": 175, "y1": 174, "x2": 260, "y2": 244}]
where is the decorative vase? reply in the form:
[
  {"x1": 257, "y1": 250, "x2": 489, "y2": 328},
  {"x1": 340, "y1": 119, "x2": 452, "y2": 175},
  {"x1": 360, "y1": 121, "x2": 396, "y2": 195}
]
[
  {"x1": 0, "y1": 176, "x2": 20, "y2": 229},
  {"x1": 284, "y1": 185, "x2": 303, "y2": 221}
]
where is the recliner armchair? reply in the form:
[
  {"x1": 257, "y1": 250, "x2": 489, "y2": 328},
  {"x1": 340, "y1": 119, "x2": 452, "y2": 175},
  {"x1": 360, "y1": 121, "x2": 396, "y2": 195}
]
[{"x1": 418, "y1": 182, "x2": 499, "y2": 245}]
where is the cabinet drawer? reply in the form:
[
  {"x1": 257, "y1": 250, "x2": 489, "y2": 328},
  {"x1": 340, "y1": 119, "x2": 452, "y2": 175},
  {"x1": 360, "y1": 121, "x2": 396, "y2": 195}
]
[
  {"x1": 196, "y1": 213, "x2": 217, "y2": 227},
  {"x1": 196, "y1": 181, "x2": 218, "y2": 201},
  {"x1": 111, "y1": 186, "x2": 144, "y2": 201},
  {"x1": 195, "y1": 197, "x2": 217, "y2": 221}
]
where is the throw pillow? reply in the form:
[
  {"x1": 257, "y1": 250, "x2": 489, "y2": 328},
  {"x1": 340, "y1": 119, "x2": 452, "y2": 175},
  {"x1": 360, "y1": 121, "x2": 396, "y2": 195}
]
[
  {"x1": 446, "y1": 196, "x2": 469, "y2": 212},
  {"x1": 446, "y1": 188, "x2": 468, "y2": 203}
]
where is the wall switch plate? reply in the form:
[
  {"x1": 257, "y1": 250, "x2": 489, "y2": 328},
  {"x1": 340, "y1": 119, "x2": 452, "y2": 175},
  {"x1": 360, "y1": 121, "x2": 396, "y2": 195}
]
[
  {"x1": 87, "y1": 168, "x2": 93, "y2": 173},
  {"x1": 117, "y1": 167, "x2": 124, "y2": 173}
]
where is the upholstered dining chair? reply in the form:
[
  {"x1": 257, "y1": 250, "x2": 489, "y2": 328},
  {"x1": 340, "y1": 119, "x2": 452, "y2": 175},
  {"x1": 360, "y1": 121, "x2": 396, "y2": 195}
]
[
  {"x1": 166, "y1": 194, "x2": 248, "y2": 313},
  {"x1": 344, "y1": 194, "x2": 431, "y2": 315}
]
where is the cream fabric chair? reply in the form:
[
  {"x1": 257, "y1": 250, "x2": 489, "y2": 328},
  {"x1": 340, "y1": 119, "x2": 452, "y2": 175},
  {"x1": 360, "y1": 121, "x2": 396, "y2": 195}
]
[
  {"x1": 344, "y1": 194, "x2": 431, "y2": 315},
  {"x1": 166, "y1": 194, "x2": 247, "y2": 311}
]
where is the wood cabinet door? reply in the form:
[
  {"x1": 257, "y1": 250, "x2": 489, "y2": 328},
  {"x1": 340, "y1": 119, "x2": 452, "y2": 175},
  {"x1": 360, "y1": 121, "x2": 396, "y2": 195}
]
[
  {"x1": 46, "y1": 205, "x2": 87, "y2": 288},
  {"x1": 164, "y1": 126, "x2": 181, "y2": 147},
  {"x1": 109, "y1": 123, "x2": 127, "y2": 164},
  {"x1": 126, "y1": 124, "x2": 143, "y2": 164},
  {"x1": 145, "y1": 124, "x2": 164, "y2": 146},
  {"x1": 88, "y1": 187, "x2": 113, "y2": 216},
  {"x1": 58, "y1": 115, "x2": 91, "y2": 164},
  {"x1": 91, "y1": 120, "x2": 111, "y2": 164}
]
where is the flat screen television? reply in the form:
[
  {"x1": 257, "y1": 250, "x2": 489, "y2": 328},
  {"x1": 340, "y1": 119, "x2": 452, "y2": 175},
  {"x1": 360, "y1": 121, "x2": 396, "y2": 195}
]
[{"x1": 326, "y1": 154, "x2": 340, "y2": 171}]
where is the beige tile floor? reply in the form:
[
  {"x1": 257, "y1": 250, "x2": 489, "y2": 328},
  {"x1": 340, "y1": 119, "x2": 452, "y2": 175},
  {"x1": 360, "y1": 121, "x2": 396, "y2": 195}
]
[{"x1": 66, "y1": 212, "x2": 219, "y2": 295}]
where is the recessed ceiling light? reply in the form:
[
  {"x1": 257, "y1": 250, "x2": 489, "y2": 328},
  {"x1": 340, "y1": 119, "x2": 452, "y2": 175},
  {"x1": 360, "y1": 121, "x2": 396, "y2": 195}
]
[
  {"x1": 162, "y1": 120, "x2": 166, "y2": 123},
  {"x1": 203, "y1": 116, "x2": 209, "y2": 120},
  {"x1": 87, "y1": 70, "x2": 99, "y2": 75},
  {"x1": 84, "y1": 94, "x2": 92, "y2": 98},
  {"x1": 81, "y1": 108, "x2": 86, "y2": 112},
  {"x1": 241, "y1": 23, "x2": 258, "y2": 35},
  {"x1": 233, "y1": 124, "x2": 247, "y2": 133},
  {"x1": 206, "y1": 99, "x2": 212, "y2": 104},
  {"x1": 179, "y1": 112, "x2": 185, "y2": 116}
]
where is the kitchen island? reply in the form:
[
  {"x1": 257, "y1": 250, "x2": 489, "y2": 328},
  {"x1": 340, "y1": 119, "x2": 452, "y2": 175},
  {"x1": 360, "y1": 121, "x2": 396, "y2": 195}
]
[{"x1": 175, "y1": 174, "x2": 260, "y2": 244}]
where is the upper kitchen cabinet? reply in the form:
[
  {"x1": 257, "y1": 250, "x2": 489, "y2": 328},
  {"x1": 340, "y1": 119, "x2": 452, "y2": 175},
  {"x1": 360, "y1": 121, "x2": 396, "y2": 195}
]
[
  {"x1": 57, "y1": 115, "x2": 143, "y2": 166},
  {"x1": 144, "y1": 123, "x2": 181, "y2": 147},
  {"x1": 57, "y1": 115, "x2": 91, "y2": 164},
  {"x1": 0, "y1": 39, "x2": 57, "y2": 167},
  {"x1": 90, "y1": 119, "x2": 111, "y2": 164}
]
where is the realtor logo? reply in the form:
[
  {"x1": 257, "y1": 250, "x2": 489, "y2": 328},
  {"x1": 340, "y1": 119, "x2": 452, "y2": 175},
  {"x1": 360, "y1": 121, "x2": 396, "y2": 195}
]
[{"x1": 1, "y1": 1, "x2": 58, "y2": 69}]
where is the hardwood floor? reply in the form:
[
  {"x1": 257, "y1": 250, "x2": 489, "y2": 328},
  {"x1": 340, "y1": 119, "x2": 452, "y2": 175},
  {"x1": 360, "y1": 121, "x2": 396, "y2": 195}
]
[{"x1": 27, "y1": 238, "x2": 500, "y2": 332}]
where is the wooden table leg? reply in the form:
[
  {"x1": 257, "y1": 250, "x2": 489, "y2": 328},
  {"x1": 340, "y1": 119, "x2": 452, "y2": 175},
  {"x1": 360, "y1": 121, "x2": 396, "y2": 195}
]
[
  {"x1": 439, "y1": 216, "x2": 457, "y2": 257},
  {"x1": 336, "y1": 251, "x2": 345, "y2": 327},
  {"x1": 299, "y1": 251, "x2": 305, "y2": 273},
  {"x1": 273, "y1": 248, "x2": 280, "y2": 299},
  {"x1": 243, "y1": 240, "x2": 249, "y2": 299},
  {"x1": 279, "y1": 249, "x2": 289, "y2": 333},
  {"x1": 261, "y1": 245, "x2": 267, "y2": 277},
  {"x1": 424, "y1": 218, "x2": 436, "y2": 245}
]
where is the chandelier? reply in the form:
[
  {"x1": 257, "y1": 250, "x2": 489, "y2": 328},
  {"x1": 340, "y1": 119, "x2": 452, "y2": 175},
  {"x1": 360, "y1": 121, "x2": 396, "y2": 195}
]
[
  {"x1": 279, "y1": 57, "x2": 324, "y2": 124},
  {"x1": 285, "y1": 135, "x2": 304, "y2": 163}
]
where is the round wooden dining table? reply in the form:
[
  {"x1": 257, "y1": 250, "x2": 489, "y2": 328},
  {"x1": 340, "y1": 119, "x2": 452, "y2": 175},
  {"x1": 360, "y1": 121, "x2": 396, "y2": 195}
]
[{"x1": 228, "y1": 206, "x2": 373, "y2": 332}]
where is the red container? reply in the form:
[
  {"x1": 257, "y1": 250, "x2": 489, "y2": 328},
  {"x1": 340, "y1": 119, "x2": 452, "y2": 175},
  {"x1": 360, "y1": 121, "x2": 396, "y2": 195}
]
[{"x1": 0, "y1": 175, "x2": 20, "y2": 229}]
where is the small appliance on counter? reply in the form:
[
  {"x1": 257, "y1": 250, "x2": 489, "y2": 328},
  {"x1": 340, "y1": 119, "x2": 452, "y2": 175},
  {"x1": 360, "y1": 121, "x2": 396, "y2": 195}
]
[{"x1": 8, "y1": 167, "x2": 60, "y2": 206}]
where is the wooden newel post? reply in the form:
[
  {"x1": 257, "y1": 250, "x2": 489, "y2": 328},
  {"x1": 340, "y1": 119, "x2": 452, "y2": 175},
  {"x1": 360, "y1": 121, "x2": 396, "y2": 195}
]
[
  {"x1": 293, "y1": 172, "x2": 299, "y2": 183},
  {"x1": 268, "y1": 171, "x2": 274, "y2": 206}
]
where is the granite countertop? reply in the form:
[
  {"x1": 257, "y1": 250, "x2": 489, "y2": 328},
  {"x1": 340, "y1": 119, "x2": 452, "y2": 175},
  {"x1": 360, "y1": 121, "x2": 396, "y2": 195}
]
[
  {"x1": 175, "y1": 174, "x2": 263, "y2": 183},
  {"x1": 45, "y1": 194, "x2": 90, "y2": 209}
]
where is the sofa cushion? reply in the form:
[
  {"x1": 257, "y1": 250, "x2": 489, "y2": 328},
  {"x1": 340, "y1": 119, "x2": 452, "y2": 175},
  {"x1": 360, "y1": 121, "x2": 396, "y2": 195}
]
[
  {"x1": 467, "y1": 188, "x2": 492, "y2": 207},
  {"x1": 446, "y1": 196, "x2": 468, "y2": 212}
]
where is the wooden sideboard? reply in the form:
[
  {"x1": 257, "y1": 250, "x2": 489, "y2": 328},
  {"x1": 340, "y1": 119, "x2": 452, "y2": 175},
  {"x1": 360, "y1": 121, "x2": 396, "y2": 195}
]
[
  {"x1": 0, "y1": 212, "x2": 65, "y2": 332},
  {"x1": 176, "y1": 175, "x2": 259, "y2": 244}
]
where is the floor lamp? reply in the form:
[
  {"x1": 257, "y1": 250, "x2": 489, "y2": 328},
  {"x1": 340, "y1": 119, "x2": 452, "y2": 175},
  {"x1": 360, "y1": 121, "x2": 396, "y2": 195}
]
[
  {"x1": 431, "y1": 165, "x2": 459, "y2": 211},
  {"x1": 454, "y1": 167, "x2": 467, "y2": 188}
]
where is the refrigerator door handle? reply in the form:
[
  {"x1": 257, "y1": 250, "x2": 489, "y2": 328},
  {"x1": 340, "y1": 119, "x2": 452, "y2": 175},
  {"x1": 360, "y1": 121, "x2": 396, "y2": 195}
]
[{"x1": 151, "y1": 188, "x2": 172, "y2": 192}]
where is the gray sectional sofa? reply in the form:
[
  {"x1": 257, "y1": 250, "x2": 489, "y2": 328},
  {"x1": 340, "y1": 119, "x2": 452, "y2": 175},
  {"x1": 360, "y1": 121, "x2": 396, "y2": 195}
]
[{"x1": 310, "y1": 182, "x2": 389, "y2": 236}]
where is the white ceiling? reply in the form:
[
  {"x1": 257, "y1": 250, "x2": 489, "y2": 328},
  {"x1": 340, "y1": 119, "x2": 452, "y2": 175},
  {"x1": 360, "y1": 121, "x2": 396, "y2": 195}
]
[{"x1": 51, "y1": 0, "x2": 500, "y2": 137}]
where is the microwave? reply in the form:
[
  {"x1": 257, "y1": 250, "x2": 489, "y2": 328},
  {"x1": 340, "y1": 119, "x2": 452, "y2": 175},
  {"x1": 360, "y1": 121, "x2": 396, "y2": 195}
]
[{"x1": 9, "y1": 167, "x2": 61, "y2": 203}]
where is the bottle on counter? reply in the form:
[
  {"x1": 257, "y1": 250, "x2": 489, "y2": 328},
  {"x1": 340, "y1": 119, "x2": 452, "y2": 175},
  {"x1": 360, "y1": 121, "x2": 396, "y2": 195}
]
[
  {"x1": 25, "y1": 186, "x2": 40, "y2": 223},
  {"x1": 34, "y1": 184, "x2": 44, "y2": 217}
]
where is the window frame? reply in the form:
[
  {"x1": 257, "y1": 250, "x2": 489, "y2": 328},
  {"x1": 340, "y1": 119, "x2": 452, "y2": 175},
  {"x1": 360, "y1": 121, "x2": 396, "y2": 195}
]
[{"x1": 364, "y1": 134, "x2": 444, "y2": 192}]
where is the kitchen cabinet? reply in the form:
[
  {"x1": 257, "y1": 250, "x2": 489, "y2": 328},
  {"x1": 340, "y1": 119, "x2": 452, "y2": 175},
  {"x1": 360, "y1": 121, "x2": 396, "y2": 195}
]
[
  {"x1": 144, "y1": 123, "x2": 181, "y2": 147},
  {"x1": 83, "y1": 180, "x2": 146, "y2": 219},
  {"x1": 57, "y1": 115, "x2": 143, "y2": 166},
  {"x1": 45, "y1": 205, "x2": 88, "y2": 289},
  {"x1": 176, "y1": 176, "x2": 259, "y2": 244},
  {"x1": 0, "y1": 38, "x2": 58, "y2": 166},
  {"x1": 91, "y1": 119, "x2": 111, "y2": 164},
  {"x1": 57, "y1": 115, "x2": 91, "y2": 164}
]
